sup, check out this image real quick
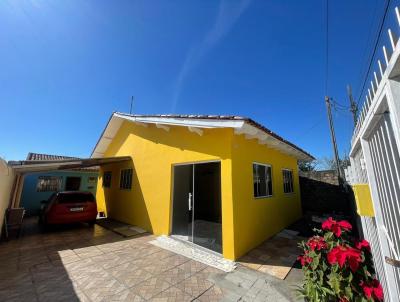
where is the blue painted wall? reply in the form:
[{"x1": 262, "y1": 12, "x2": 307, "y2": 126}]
[{"x1": 20, "y1": 170, "x2": 98, "y2": 216}]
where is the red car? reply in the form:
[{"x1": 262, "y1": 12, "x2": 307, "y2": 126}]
[{"x1": 40, "y1": 191, "x2": 98, "y2": 226}]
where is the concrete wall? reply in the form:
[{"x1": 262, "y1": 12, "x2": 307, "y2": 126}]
[
  {"x1": 299, "y1": 170, "x2": 351, "y2": 214},
  {"x1": 0, "y1": 158, "x2": 15, "y2": 236},
  {"x1": 20, "y1": 170, "x2": 99, "y2": 216},
  {"x1": 299, "y1": 170, "x2": 339, "y2": 185}
]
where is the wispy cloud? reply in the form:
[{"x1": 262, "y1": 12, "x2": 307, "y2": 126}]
[{"x1": 171, "y1": 0, "x2": 251, "y2": 112}]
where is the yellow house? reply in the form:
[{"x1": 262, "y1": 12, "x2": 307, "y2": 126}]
[{"x1": 93, "y1": 113, "x2": 314, "y2": 260}]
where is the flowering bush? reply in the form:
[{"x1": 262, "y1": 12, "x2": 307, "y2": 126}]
[{"x1": 298, "y1": 217, "x2": 383, "y2": 301}]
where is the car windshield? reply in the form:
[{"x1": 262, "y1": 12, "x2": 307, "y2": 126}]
[{"x1": 56, "y1": 193, "x2": 95, "y2": 203}]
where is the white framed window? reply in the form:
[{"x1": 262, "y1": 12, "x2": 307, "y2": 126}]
[
  {"x1": 253, "y1": 163, "x2": 273, "y2": 198},
  {"x1": 36, "y1": 176, "x2": 62, "y2": 192},
  {"x1": 282, "y1": 169, "x2": 294, "y2": 193},
  {"x1": 102, "y1": 171, "x2": 112, "y2": 188},
  {"x1": 120, "y1": 169, "x2": 133, "y2": 190}
]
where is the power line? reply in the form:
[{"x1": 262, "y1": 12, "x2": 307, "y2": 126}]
[
  {"x1": 356, "y1": 0, "x2": 391, "y2": 107},
  {"x1": 355, "y1": 0, "x2": 379, "y2": 100}
]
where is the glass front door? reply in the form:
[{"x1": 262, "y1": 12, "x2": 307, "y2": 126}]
[{"x1": 172, "y1": 162, "x2": 222, "y2": 254}]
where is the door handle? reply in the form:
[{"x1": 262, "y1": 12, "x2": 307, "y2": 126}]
[{"x1": 188, "y1": 193, "x2": 192, "y2": 211}]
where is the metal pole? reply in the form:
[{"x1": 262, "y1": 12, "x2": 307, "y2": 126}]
[
  {"x1": 325, "y1": 96, "x2": 342, "y2": 184},
  {"x1": 347, "y1": 85, "x2": 358, "y2": 128},
  {"x1": 130, "y1": 96, "x2": 134, "y2": 114}
]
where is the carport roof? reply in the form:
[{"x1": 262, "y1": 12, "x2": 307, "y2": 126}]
[{"x1": 8, "y1": 156, "x2": 131, "y2": 174}]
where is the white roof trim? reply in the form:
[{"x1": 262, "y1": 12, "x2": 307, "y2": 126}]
[{"x1": 91, "y1": 113, "x2": 313, "y2": 161}]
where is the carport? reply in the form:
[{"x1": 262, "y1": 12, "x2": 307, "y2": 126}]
[{"x1": 7, "y1": 156, "x2": 131, "y2": 209}]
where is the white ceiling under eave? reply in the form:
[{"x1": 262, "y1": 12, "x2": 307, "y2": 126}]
[{"x1": 91, "y1": 113, "x2": 314, "y2": 162}]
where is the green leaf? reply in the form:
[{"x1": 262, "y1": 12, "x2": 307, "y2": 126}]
[
  {"x1": 327, "y1": 272, "x2": 341, "y2": 294},
  {"x1": 345, "y1": 286, "x2": 353, "y2": 300}
]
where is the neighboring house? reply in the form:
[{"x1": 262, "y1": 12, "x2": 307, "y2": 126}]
[
  {"x1": 93, "y1": 113, "x2": 314, "y2": 260},
  {"x1": 19, "y1": 153, "x2": 99, "y2": 216},
  {"x1": 344, "y1": 5, "x2": 400, "y2": 301}
]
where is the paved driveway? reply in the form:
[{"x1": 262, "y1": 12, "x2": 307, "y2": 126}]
[{"x1": 0, "y1": 218, "x2": 300, "y2": 302}]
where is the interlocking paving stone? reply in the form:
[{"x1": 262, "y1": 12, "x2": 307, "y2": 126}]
[
  {"x1": 197, "y1": 285, "x2": 225, "y2": 302},
  {"x1": 73, "y1": 246, "x2": 104, "y2": 259},
  {"x1": 91, "y1": 252, "x2": 132, "y2": 270},
  {"x1": 176, "y1": 260, "x2": 208, "y2": 275},
  {"x1": 157, "y1": 267, "x2": 193, "y2": 285},
  {"x1": 143, "y1": 254, "x2": 189, "y2": 274},
  {"x1": 176, "y1": 273, "x2": 214, "y2": 298},
  {"x1": 129, "y1": 275, "x2": 171, "y2": 300},
  {"x1": 109, "y1": 266, "x2": 153, "y2": 288},
  {"x1": 0, "y1": 272, "x2": 32, "y2": 290},
  {"x1": 51, "y1": 254, "x2": 82, "y2": 266},
  {"x1": 100, "y1": 288, "x2": 145, "y2": 302},
  {"x1": 0, "y1": 283, "x2": 37, "y2": 302},
  {"x1": 0, "y1": 218, "x2": 300, "y2": 302},
  {"x1": 151, "y1": 286, "x2": 193, "y2": 302},
  {"x1": 78, "y1": 276, "x2": 127, "y2": 302}
]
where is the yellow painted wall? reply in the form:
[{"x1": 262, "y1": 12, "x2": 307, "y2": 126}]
[
  {"x1": 0, "y1": 158, "x2": 15, "y2": 237},
  {"x1": 96, "y1": 121, "x2": 302, "y2": 260},
  {"x1": 230, "y1": 134, "x2": 302, "y2": 259},
  {"x1": 96, "y1": 121, "x2": 236, "y2": 259},
  {"x1": 352, "y1": 184, "x2": 374, "y2": 217}
]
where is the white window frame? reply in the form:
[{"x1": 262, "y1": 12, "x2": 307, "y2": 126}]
[
  {"x1": 253, "y1": 162, "x2": 273, "y2": 198},
  {"x1": 36, "y1": 176, "x2": 62, "y2": 192},
  {"x1": 282, "y1": 168, "x2": 294, "y2": 194},
  {"x1": 119, "y1": 168, "x2": 133, "y2": 190}
]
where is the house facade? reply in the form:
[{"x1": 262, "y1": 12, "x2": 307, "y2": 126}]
[
  {"x1": 93, "y1": 113, "x2": 313, "y2": 260},
  {"x1": 19, "y1": 153, "x2": 99, "y2": 216}
]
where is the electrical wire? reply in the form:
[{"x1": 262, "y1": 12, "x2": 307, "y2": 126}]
[
  {"x1": 355, "y1": 0, "x2": 379, "y2": 101},
  {"x1": 356, "y1": 0, "x2": 391, "y2": 107}
]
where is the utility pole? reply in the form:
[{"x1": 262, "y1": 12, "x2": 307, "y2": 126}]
[
  {"x1": 130, "y1": 96, "x2": 134, "y2": 114},
  {"x1": 346, "y1": 85, "x2": 358, "y2": 128},
  {"x1": 325, "y1": 96, "x2": 343, "y2": 185}
]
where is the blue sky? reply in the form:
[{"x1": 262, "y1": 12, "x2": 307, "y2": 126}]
[{"x1": 0, "y1": 0, "x2": 385, "y2": 161}]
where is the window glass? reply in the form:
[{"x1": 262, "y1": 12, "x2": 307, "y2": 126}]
[
  {"x1": 283, "y1": 170, "x2": 294, "y2": 193},
  {"x1": 36, "y1": 176, "x2": 62, "y2": 192},
  {"x1": 253, "y1": 163, "x2": 272, "y2": 197},
  {"x1": 56, "y1": 192, "x2": 95, "y2": 203},
  {"x1": 103, "y1": 171, "x2": 112, "y2": 188},
  {"x1": 120, "y1": 169, "x2": 133, "y2": 190}
]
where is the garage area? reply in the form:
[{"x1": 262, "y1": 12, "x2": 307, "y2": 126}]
[{"x1": 0, "y1": 156, "x2": 229, "y2": 301}]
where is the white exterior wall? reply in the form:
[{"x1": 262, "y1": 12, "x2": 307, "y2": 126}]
[{"x1": 346, "y1": 6, "x2": 400, "y2": 301}]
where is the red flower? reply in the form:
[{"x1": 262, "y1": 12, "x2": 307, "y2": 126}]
[
  {"x1": 327, "y1": 245, "x2": 362, "y2": 272},
  {"x1": 321, "y1": 217, "x2": 352, "y2": 237},
  {"x1": 322, "y1": 217, "x2": 335, "y2": 230},
  {"x1": 360, "y1": 279, "x2": 383, "y2": 301},
  {"x1": 346, "y1": 248, "x2": 362, "y2": 272},
  {"x1": 297, "y1": 254, "x2": 313, "y2": 266},
  {"x1": 306, "y1": 236, "x2": 327, "y2": 251},
  {"x1": 356, "y1": 239, "x2": 371, "y2": 251},
  {"x1": 372, "y1": 279, "x2": 384, "y2": 301},
  {"x1": 327, "y1": 246, "x2": 347, "y2": 267}
]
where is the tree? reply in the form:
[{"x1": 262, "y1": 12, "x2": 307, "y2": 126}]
[
  {"x1": 298, "y1": 160, "x2": 317, "y2": 172},
  {"x1": 318, "y1": 154, "x2": 350, "y2": 172}
]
